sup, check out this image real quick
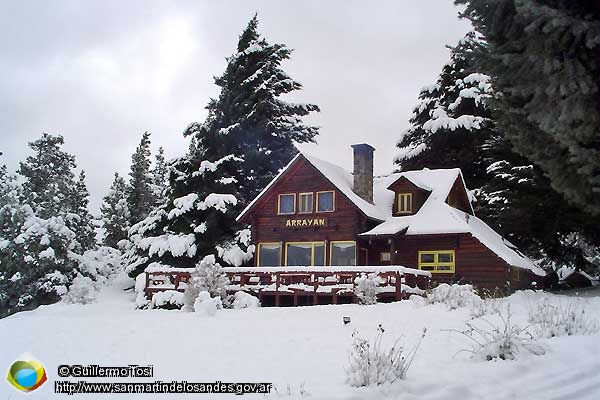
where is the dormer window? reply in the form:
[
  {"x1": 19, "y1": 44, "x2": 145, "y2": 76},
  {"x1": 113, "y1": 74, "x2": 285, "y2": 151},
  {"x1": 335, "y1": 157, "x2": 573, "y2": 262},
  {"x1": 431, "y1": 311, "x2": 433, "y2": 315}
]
[
  {"x1": 278, "y1": 193, "x2": 296, "y2": 215},
  {"x1": 397, "y1": 193, "x2": 413, "y2": 214}
]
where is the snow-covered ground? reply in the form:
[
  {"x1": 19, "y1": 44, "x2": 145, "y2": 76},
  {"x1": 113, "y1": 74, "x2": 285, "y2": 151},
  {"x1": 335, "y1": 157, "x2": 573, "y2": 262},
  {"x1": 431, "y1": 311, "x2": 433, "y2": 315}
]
[{"x1": 2, "y1": 280, "x2": 600, "y2": 400}]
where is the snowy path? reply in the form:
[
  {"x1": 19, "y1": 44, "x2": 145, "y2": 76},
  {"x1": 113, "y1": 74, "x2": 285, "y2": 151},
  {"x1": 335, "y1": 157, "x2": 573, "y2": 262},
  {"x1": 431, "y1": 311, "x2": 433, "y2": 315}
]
[{"x1": 1, "y1": 285, "x2": 600, "y2": 399}]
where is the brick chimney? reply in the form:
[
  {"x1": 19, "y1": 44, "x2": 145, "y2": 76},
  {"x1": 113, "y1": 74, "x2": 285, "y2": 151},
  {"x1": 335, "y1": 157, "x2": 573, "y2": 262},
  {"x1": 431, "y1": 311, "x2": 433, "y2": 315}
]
[{"x1": 351, "y1": 143, "x2": 375, "y2": 204}]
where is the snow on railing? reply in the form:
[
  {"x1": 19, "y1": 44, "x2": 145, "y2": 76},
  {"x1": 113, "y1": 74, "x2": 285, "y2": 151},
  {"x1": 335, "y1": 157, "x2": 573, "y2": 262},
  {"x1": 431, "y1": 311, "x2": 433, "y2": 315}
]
[{"x1": 142, "y1": 265, "x2": 431, "y2": 305}]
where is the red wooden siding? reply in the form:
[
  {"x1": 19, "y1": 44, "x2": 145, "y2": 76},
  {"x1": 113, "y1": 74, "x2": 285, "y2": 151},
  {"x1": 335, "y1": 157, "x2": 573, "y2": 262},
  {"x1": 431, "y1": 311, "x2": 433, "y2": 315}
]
[
  {"x1": 384, "y1": 233, "x2": 538, "y2": 290},
  {"x1": 248, "y1": 157, "x2": 369, "y2": 266},
  {"x1": 446, "y1": 176, "x2": 473, "y2": 214}
]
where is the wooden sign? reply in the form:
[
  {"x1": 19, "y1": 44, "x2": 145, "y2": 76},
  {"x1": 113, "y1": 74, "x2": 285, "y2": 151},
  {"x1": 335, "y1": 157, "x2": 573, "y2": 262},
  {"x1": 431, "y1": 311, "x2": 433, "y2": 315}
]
[{"x1": 284, "y1": 217, "x2": 327, "y2": 228}]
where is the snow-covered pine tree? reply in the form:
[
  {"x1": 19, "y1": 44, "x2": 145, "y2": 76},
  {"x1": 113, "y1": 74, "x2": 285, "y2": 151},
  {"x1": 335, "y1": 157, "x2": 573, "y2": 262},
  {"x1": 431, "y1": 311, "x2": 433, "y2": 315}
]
[
  {"x1": 151, "y1": 146, "x2": 167, "y2": 206},
  {"x1": 123, "y1": 152, "x2": 251, "y2": 278},
  {"x1": 478, "y1": 130, "x2": 600, "y2": 270},
  {"x1": 100, "y1": 173, "x2": 131, "y2": 248},
  {"x1": 0, "y1": 164, "x2": 23, "y2": 315},
  {"x1": 124, "y1": 15, "x2": 319, "y2": 281},
  {"x1": 184, "y1": 14, "x2": 320, "y2": 205},
  {"x1": 127, "y1": 131, "x2": 154, "y2": 224},
  {"x1": 0, "y1": 160, "x2": 80, "y2": 317},
  {"x1": 69, "y1": 170, "x2": 96, "y2": 252},
  {"x1": 395, "y1": 34, "x2": 492, "y2": 192},
  {"x1": 455, "y1": 0, "x2": 600, "y2": 215},
  {"x1": 18, "y1": 133, "x2": 76, "y2": 218}
]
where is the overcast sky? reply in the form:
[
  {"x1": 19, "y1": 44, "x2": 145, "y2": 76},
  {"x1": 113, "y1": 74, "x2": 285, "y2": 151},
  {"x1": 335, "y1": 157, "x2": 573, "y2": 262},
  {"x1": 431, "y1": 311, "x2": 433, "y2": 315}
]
[{"x1": 0, "y1": 0, "x2": 471, "y2": 213}]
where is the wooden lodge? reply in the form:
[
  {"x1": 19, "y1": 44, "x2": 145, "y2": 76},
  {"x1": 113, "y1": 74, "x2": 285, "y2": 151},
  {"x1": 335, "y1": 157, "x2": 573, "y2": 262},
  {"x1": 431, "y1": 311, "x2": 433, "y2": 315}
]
[
  {"x1": 142, "y1": 143, "x2": 545, "y2": 307},
  {"x1": 235, "y1": 143, "x2": 546, "y2": 294}
]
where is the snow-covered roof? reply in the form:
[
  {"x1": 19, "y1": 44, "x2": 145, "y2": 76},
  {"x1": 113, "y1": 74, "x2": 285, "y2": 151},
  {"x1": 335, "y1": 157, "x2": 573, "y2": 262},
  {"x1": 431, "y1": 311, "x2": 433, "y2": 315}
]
[
  {"x1": 360, "y1": 201, "x2": 545, "y2": 276},
  {"x1": 236, "y1": 151, "x2": 401, "y2": 222}
]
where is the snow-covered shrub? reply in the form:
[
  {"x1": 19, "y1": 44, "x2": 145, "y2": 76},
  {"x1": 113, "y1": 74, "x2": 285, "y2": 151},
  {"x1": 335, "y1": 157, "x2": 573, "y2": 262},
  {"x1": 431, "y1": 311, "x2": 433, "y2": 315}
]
[
  {"x1": 345, "y1": 325, "x2": 426, "y2": 387},
  {"x1": 181, "y1": 254, "x2": 230, "y2": 311},
  {"x1": 354, "y1": 273, "x2": 383, "y2": 305},
  {"x1": 426, "y1": 283, "x2": 479, "y2": 310},
  {"x1": 456, "y1": 307, "x2": 544, "y2": 361},
  {"x1": 150, "y1": 290, "x2": 184, "y2": 310},
  {"x1": 528, "y1": 298, "x2": 599, "y2": 338},
  {"x1": 63, "y1": 274, "x2": 98, "y2": 304},
  {"x1": 193, "y1": 255, "x2": 230, "y2": 298},
  {"x1": 232, "y1": 291, "x2": 260, "y2": 309},
  {"x1": 74, "y1": 246, "x2": 123, "y2": 284},
  {"x1": 193, "y1": 291, "x2": 223, "y2": 316},
  {"x1": 470, "y1": 293, "x2": 504, "y2": 318},
  {"x1": 134, "y1": 273, "x2": 150, "y2": 309},
  {"x1": 181, "y1": 281, "x2": 200, "y2": 312}
]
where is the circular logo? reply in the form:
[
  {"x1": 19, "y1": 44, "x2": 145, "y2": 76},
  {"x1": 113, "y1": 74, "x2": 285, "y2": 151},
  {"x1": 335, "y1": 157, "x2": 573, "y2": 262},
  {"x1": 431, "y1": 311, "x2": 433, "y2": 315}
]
[{"x1": 6, "y1": 353, "x2": 48, "y2": 393}]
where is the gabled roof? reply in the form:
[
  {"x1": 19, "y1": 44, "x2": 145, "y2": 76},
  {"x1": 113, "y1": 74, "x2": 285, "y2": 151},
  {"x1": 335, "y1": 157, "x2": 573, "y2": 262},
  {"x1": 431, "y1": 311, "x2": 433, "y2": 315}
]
[{"x1": 237, "y1": 152, "x2": 400, "y2": 222}]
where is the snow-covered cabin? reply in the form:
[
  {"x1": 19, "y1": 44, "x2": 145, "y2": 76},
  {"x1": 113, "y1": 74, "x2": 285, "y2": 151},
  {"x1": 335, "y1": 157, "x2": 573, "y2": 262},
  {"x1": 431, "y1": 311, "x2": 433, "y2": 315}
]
[{"x1": 237, "y1": 144, "x2": 545, "y2": 290}]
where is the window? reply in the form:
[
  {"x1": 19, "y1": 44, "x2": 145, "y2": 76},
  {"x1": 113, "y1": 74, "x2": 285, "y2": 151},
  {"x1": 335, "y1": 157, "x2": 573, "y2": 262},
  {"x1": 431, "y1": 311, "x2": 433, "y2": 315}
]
[
  {"x1": 330, "y1": 241, "x2": 356, "y2": 266},
  {"x1": 257, "y1": 243, "x2": 281, "y2": 267},
  {"x1": 418, "y1": 250, "x2": 455, "y2": 273},
  {"x1": 278, "y1": 193, "x2": 296, "y2": 215},
  {"x1": 298, "y1": 192, "x2": 313, "y2": 213},
  {"x1": 286, "y1": 242, "x2": 325, "y2": 266},
  {"x1": 511, "y1": 267, "x2": 521, "y2": 282},
  {"x1": 316, "y1": 191, "x2": 335, "y2": 212},
  {"x1": 397, "y1": 193, "x2": 413, "y2": 214},
  {"x1": 380, "y1": 252, "x2": 391, "y2": 262}
]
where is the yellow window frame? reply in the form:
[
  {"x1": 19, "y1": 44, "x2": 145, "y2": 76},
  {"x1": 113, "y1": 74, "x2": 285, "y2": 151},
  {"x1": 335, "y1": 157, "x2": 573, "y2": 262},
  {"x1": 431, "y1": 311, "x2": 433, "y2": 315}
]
[
  {"x1": 285, "y1": 241, "x2": 326, "y2": 266},
  {"x1": 397, "y1": 193, "x2": 413, "y2": 214},
  {"x1": 298, "y1": 192, "x2": 314, "y2": 214},
  {"x1": 256, "y1": 242, "x2": 282, "y2": 267},
  {"x1": 277, "y1": 193, "x2": 296, "y2": 215},
  {"x1": 329, "y1": 240, "x2": 357, "y2": 266},
  {"x1": 418, "y1": 250, "x2": 455, "y2": 273},
  {"x1": 316, "y1": 190, "x2": 335, "y2": 213}
]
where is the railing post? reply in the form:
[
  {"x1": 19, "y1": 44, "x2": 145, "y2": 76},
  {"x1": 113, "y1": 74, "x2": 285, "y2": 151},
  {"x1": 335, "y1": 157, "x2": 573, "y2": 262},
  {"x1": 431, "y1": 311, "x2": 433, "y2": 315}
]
[
  {"x1": 144, "y1": 272, "x2": 150, "y2": 297},
  {"x1": 395, "y1": 270, "x2": 401, "y2": 300}
]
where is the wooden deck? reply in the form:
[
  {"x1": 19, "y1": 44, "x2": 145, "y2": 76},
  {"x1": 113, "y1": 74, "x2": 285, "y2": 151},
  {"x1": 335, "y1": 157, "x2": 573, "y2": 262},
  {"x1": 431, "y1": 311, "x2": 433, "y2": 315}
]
[{"x1": 143, "y1": 266, "x2": 431, "y2": 306}]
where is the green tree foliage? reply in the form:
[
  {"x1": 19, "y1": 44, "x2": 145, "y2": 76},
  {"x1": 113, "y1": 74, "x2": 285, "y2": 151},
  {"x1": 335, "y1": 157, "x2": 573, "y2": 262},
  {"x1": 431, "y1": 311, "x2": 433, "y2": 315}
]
[
  {"x1": 127, "y1": 131, "x2": 154, "y2": 224},
  {"x1": 124, "y1": 15, "x2": 319, "y2": 278},
  {"x1": 395, "y1": 35, "x2": 492, "y2": 191},
  {"x1": 18, "y1": 133, "x2": 76, "y2": 218},
  {"x1": 100, "y1": 173, "x2": 131, "y2": 248},
  {"x1": 455, "y1": 0, "x2": 600, "y2": 215},
  {"x1": 184, "y1": 14, "x2": 320, "y2": 204},
  {"x1": 70, "y1": 170, "x2": 96, "y2": 252}
]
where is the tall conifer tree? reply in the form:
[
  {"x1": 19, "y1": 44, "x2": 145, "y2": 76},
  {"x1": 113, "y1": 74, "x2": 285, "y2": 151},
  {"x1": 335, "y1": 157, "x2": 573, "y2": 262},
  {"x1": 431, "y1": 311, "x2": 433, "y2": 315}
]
[
  {"x1": 127, "y1": 132, "x2": 154, "y2": 224},
  {"x1": 101, "y1": 173, "x2": 131, "y2": 248},
  {"x1": 184, "y1": 14, "x2": 319, "y2": 204},
  {"x1": 124, "y1": 15, "x2": 319, "y2": 278},
  {"x1": 455, "y1": 0, "x2": 600, "y2": 215}
]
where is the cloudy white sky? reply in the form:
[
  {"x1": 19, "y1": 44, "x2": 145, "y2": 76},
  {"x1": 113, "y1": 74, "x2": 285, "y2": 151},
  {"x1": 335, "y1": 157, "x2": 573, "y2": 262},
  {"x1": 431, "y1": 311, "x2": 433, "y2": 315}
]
[{"x1": 0, "y1": 0, "x2": 471, "y2": 213}]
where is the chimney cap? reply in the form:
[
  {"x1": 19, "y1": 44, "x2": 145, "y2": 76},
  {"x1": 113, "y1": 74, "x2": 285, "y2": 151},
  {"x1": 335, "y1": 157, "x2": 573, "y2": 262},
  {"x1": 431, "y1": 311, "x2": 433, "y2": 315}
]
[{"x1": 351, "y1": 143, "x2": 376, "y2": 153}]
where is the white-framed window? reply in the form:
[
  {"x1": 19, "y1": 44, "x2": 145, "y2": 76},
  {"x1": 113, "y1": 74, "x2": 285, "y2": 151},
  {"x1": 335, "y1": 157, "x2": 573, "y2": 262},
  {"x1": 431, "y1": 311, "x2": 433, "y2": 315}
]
[
  {"x1": 278, "y1": 193, "x2": 296, "y2": 215},
  {"x1": 330, "y1": 241, "x2": 356, "y2": 266},
  {"x1": 298, "y1": 192, "x2": 314, "y2": 213},
  {"x1": 257, "y1": 243, "x2": 282, "y2": 267},
  {"x1": 397, "y1": 193, "x2": 413, "y2": 214},
  {"x1": 285, "y1": 242, "x2": 326, "y2": 266},
  {"x1": 316, "y1": 191, "x2": 335, "y2": 212}
]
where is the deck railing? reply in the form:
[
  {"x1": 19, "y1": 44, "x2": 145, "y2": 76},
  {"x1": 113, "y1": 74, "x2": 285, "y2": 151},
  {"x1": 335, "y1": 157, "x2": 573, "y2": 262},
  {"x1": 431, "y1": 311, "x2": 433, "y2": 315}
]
[{"x1": 143, "y1": 265, "x2": 431, "y2": 306}]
